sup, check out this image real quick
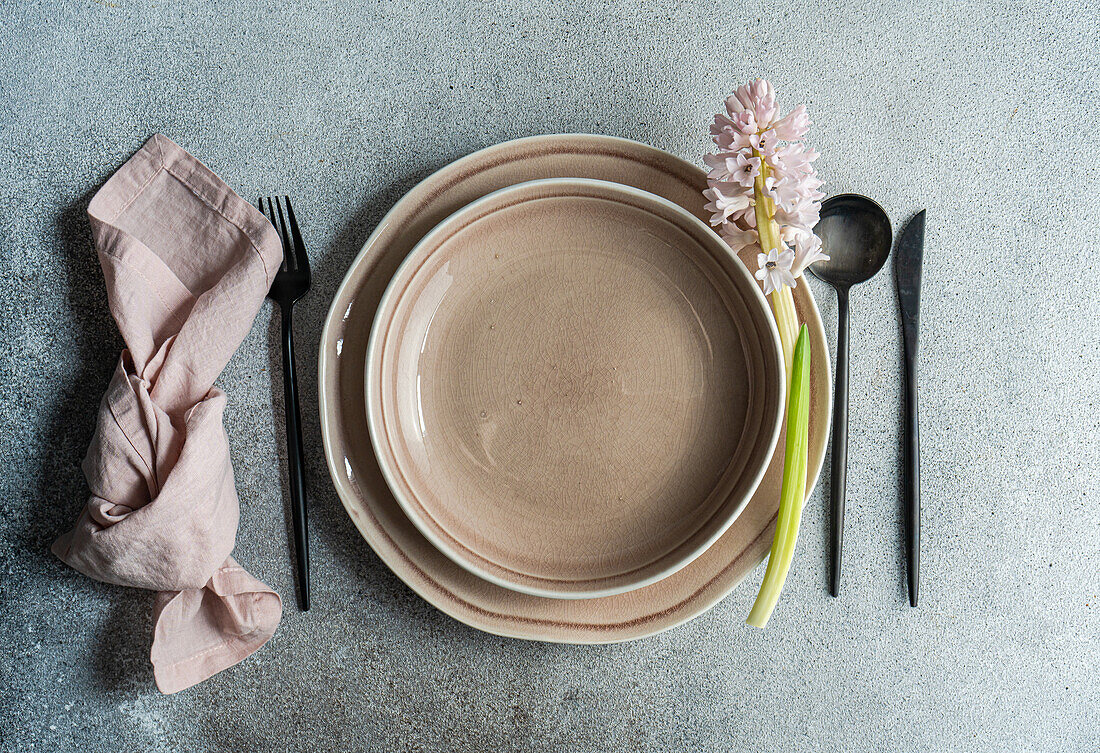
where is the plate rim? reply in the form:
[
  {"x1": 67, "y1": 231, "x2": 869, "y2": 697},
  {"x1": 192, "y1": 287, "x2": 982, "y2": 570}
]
[{"x1": 362, "y1": 176, "x2": 786, "y2": 599}]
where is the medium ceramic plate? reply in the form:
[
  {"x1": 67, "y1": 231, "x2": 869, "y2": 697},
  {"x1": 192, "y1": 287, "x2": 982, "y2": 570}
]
[
  {"x1": 319, "y1": 135, "x2": 831, "y2": 641},
  {"x1": 366, "y1": 178, "x2": 785, "y2": 598}
]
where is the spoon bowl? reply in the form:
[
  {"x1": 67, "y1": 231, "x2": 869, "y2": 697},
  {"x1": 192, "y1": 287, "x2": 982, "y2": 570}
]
[
  {"x1": 808, "y1": 193, "x2": 892, "y2": 597},
  {"x1": 810, "y1": 194, "x2": 892, "y2": 289}
]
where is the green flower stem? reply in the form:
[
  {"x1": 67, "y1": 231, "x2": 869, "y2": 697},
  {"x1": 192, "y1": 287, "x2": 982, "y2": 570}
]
[
  {"x1": 746, "y1": 323, "x2": 811, "y2": 628},
  {"x1": 751, "y1": 150, "x2": 796, "y2": 388},
  {"x1": 771, "y1": 285, "x2": 798, "y2": 393},
  {"x1": 743, "y1": 144, "x2": 812, "y2": 627}
]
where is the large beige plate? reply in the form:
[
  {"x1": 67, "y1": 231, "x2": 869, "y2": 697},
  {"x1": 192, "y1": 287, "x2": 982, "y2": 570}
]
[
  {"x1": 319, "y1": 135, "x2": 832, "y2": 641},
  {"x1": 366, "y1": 178, "x2": 786, "y2": 599}
]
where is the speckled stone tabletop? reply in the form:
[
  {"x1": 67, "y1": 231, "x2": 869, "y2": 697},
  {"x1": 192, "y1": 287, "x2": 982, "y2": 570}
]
[{"x1": 2, "y1": 1, "x2": 1098, "y2": 751}]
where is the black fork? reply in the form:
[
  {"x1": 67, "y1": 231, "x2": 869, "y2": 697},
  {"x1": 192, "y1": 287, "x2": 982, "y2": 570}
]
[{"x1": 260, "y1": 196, "x2": 312, "y2": 611}]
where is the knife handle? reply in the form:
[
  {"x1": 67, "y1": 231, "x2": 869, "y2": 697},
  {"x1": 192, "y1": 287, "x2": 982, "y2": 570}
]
[
  {"x1": 902, "y1": 332, "x2": 920, "y2": 607},
  {"x1": 828, "y1": 288, "x2": 850, "y2": 597}
]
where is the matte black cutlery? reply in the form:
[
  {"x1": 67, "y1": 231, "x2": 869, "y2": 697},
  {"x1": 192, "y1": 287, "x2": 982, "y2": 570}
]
[
  {"x1": 895, "y1": 210, "x2": 926, "y2": 607},
  {"x1": 810, "y1": 194, "x2": 893, "y2": 597},
  {"x1": 261, "y1": 196, "x2": 312, "y2": 611}
]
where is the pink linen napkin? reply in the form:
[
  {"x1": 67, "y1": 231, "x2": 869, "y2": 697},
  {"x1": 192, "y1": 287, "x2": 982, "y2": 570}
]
[{"x1": 52, "y1": 134, "x2": 284, "y2": 694}]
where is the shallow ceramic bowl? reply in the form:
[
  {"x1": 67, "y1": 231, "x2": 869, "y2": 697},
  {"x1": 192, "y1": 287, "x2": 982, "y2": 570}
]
[{"x1": 365, "y1": 178, "x2": 785, "y2": 598}]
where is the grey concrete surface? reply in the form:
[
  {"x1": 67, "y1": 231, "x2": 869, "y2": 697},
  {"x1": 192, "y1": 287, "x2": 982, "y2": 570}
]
[{"x1": 2, "y1": 0, "x2": 1098, "y2": 751}]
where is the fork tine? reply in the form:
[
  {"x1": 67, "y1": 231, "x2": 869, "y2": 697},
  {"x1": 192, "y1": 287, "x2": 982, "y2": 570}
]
[
  {"x1": 260, "y1": 198, "x2": 287, "y2": 271},
  {"x1": 272, "y1": 197, "x2": 294, "y2": 271},
  {"x1": 283, "y1": 196, "x2": 309, "y2": 275},
  {"x1": 270, "y1": 196, "x2": 292, "y2": 270}
]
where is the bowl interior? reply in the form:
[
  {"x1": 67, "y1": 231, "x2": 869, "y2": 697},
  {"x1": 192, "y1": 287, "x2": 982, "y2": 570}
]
[{"x1": 367, "y1": 178, "x2": 783, "y2": 598}]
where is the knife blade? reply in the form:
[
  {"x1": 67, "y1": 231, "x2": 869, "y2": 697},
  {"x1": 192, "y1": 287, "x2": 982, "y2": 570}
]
[{"x1": 895, "y1": 210, "x2": 925, "y2": 607}]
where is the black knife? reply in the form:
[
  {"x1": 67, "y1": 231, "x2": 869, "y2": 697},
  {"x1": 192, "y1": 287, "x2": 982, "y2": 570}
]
[{"x1": 895, "y1": 210, "x2": 925, "y2": 607}]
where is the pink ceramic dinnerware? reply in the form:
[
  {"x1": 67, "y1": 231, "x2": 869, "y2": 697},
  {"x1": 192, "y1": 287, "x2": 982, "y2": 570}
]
[
  {"x1": 366, "y1": 178, "x2": 785, "y2": 598},
  {"x1": 319, "y1": 135, "x2": 832, "y2": 640}
]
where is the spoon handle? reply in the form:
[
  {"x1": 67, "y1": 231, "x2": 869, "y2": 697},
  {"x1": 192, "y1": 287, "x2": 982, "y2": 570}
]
[{"x1": 829, "y1": 288, "x2": 850, "y2": 597}]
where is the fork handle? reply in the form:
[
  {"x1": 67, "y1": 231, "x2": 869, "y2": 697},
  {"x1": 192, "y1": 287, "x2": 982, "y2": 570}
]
[{"x1": 280, "y1": 304, "x2": 310, "y2": 611}]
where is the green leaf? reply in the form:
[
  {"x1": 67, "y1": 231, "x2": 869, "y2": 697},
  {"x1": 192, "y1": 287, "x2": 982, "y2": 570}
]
[{"x1": 746, "y1": 323, "x2": 811, "y2": 628}]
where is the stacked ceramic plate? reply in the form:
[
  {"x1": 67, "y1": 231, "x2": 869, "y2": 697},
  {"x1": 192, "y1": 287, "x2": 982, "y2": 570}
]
[{"x1": 319, "y1": 135, "x2": 831, "y2": 641}]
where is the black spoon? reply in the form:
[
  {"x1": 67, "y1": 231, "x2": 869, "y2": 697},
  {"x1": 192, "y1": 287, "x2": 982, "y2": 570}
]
[{"x1": 809, "y1": 194, "x2": 892, "y2": 597}]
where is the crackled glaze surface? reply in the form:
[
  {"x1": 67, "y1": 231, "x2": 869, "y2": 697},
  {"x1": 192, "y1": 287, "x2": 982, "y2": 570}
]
[{"x1": 367, "y1": 179, "x2": 784, "y2": 597}]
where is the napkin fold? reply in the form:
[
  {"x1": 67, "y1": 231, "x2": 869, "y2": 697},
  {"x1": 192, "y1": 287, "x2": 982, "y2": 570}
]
[{"x1": 52, "y1": 134, "x2": 284, "y2": 694}]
